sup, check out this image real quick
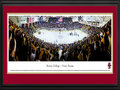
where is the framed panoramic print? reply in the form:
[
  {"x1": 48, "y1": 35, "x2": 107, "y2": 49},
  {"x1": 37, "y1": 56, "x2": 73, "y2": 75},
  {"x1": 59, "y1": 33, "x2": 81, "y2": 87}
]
[{"x1": 0, "y1": 0, "x2": 120, "y2": 90}]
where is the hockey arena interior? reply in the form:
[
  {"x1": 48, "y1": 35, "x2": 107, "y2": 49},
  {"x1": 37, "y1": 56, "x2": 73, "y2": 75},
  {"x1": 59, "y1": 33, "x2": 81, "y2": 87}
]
[{"x1": 9, "y1": 15, "x2": 111, "y2": 61}]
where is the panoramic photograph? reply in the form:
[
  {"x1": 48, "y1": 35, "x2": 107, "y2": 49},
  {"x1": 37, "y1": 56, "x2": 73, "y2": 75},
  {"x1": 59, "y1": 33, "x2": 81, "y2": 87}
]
[{"x1": 8, "y1": 14, "x2": 112, "y2": 61}]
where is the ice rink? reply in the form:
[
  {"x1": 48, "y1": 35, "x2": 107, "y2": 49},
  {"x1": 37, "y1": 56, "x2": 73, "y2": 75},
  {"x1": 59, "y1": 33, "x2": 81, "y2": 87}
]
[{"x1": 33, "y1": 29, "x2": 88, "y2": 44}]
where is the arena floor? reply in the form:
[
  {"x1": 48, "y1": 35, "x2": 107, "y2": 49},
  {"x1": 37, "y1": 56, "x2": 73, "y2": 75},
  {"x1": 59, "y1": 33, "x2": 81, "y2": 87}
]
[{"x1": 33, "y1": 29, "x2": 88, "y2": 44}]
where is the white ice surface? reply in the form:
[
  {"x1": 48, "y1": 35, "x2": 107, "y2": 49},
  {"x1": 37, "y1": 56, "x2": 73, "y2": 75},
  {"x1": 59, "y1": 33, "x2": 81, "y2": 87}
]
[{"x1": 33, "y1": 29, "x2": 88, "y2": 44}]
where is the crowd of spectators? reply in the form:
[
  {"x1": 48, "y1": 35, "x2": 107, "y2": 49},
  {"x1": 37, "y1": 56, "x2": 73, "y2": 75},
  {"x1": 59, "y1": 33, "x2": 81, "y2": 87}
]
[{"x1": 9, "y1": 19, "x2": 111, "y2": 61}]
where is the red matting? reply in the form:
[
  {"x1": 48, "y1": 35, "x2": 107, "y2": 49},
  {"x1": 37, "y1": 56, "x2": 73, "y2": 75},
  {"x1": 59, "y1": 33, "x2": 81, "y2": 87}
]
[{"x1": 3, "y1": 6, "x2": 117, "y2": 84}]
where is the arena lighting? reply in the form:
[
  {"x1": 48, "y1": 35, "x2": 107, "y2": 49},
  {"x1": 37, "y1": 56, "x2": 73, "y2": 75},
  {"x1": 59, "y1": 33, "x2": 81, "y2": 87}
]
[{"x1": 9, "y1": 15, "x2": 111, "y2": 45}]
